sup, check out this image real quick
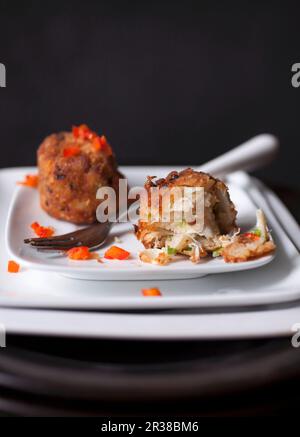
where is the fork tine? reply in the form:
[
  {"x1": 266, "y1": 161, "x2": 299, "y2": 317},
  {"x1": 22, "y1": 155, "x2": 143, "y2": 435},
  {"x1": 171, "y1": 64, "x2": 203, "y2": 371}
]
[
  {"x1": 26, "y1": 239, "x2": 79, "y2": 248},
  {"x1": 24, "y1": 229, "x2": 89, "y2": 246},
  {"x1": 24, "y1": 231, "x2": 80, "y2": 244},
  {"x1": 24, "y1": 221, "x2": 112, "y2": 251},
  {"x1": 24, "y1": 222, "x2": 107, "y2": 244},
  {"x1": 35, "y1": 245, "x2": 78, "y2": 251},
  {"x1": 27, "y1": 242, "x2": 81, "y2": 251},
  {"x1": 27, "y1": 239, "x2": 100, "y2": 251},
  {"x1": 24, "y1": 237, "x2": 75, "y2": 244}
]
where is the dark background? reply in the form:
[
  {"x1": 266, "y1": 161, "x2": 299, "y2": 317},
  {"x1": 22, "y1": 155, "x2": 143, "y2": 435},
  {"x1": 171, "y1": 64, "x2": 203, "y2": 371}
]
[{"x1": 0, "y1": 0, "x2": 299, "y2": 188}]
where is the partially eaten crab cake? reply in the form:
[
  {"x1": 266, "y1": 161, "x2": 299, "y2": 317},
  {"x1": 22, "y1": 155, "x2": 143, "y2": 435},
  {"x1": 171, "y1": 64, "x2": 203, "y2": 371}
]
[
  {"x1": 135, "y1": 168, "x2": 238, "y2": 264},
  {"x1": 135, "y1": 168, "x2": 275, "y2": 265}
]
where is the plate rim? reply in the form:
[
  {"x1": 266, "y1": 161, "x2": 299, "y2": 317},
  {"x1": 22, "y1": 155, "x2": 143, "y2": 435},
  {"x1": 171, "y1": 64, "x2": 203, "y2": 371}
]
[
  {"x1": 5, "y1": 172, "x2": 275, "y2": 279},
  {"x1": 0, "y1": 166, "x2": 299, "y2": 313}
]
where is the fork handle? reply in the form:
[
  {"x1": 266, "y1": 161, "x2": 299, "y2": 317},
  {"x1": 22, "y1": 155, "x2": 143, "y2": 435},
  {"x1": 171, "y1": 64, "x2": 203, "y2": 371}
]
[{"x1": 198, "y1": 134, "x2": 279, "y2": 177}]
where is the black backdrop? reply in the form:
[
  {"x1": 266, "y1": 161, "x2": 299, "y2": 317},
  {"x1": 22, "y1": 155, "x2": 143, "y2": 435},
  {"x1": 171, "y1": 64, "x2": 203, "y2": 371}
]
[{"x1": 0, "y1": 0, "x2": 299, "y2": 188}]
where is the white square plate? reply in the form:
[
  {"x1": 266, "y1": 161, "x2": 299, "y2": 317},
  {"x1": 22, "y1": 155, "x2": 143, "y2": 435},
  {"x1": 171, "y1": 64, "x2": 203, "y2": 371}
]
[
  {"x1": 0, "y1": 168, "x2": 299, "y2": 315},
  {"x1": 5, "y1": 167, "x2": 274, "y2": 280}
]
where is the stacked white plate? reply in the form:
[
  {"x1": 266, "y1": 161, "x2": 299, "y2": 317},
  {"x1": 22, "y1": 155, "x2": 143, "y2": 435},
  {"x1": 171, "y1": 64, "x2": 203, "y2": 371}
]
[{"x1": 1, "y1": 167, "x2": 300, "y2": 340}]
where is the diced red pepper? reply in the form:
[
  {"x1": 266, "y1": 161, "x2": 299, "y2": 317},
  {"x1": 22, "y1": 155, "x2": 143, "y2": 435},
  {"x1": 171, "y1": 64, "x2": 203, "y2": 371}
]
[
  {"x1": 63, "y1": 146, "x2": 81, "y2": 158},
  {"x1": 8, "y1": 260, "x2": 20, "y2": 273},
  {"x1": 18, "y1": 174, "x2": 39, "y2": 188},
  {"x1": 72, "y1": 125, "x2": 113, "y2": 156},
  {"x1": 244, "y1": 232, "x2": 260, "y2": 241},
  {"x1": 72, "y1": 124, "x2": 96, "y2": 140},
  {"x1": 142, "y1": 288, "x2": 162, "y2": 297},
  {"x1": 67, "y1": 246, "x2": 93, "y2": 260},
  {"x1": 99, "y1": 135, "x2": 113, "y2": 156},
  {"x1": 31, "y1": 222, "x2": 54, "y2": 238},
  {"x1": 92, "y1": 135, "x2": 113, "y2": 155},
  {"x1": 92, "y1": 136, "x2": 103, "y2": 151},
  {"x1": 72, "y1": 124, "x2": 88, "y2": 139},
  {"x1": 72, "y1": 125, "x2": 80, "y2": 138},
  {"x1": 104, "y1": 246, "x2": 130, "y2": 260}
]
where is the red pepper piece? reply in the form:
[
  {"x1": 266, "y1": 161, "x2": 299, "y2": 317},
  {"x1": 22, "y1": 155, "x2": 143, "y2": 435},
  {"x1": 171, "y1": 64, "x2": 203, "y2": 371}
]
[
  {"x1": 31, "y1": 222, "x2": 54, "y2": 238},
  {"x1": 67, "y1": 246, "x2": 93, "y2": 260},
  {"x1": 63, "y1": 146, "x2": 81, "y2": 157},
  {"x1": 18, "y1": 174, "x2": 39, "y2": 188},
  {"x1": 100, "y1": 135, "x2": 113, "y2": 156},
  {"x1": 244, "y1": 232, "x2": 260, "y2": 241},
  {"x1": 8, "y1": 260, "x2": 20, "y2": 273},
  {"x1": 104, "y1": 246, "x2": 130, "y2": 260},
  {"x1": 142, "y1": 288, "x2": 162, "y2": 297}
]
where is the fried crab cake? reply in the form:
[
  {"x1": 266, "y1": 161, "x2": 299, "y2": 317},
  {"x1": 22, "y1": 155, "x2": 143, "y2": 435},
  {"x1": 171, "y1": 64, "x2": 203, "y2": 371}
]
[{"x1": 38, "y1": 125, "x2": 122, "y2": 224}]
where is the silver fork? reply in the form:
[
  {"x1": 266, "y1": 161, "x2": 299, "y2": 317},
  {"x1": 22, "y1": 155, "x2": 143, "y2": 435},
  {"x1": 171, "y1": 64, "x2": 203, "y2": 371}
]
[{"x1": 24, "y1": 134, "x2": 279, "y2": 251}]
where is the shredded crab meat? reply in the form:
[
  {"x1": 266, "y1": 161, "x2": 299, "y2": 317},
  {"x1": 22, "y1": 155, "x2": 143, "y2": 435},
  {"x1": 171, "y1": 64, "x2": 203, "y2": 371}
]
[
  {"x1": 139, "y1": 249, "x2": 171, "y2": 265},
  {"x1": 135, "y1": 169, "x2": 276, "y2": 265},
  {"x1": 222, "y1": 209, "x2": 276, "y2": 263},
  {"x1": 256, "y1": 208, "x2": 268, "y2": 242},
  {"x1": 189, "y1": 244, "x2": 207, "y2": 263},
  {"x1": 139, "y1": 209, "x2": 275, "y2": 265}
]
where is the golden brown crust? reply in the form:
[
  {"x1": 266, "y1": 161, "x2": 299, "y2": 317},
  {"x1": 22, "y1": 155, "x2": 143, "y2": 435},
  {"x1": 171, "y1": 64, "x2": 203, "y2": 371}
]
[
  {"x1": 145, "y1": 168, "x2": 216, "y2": 190},
  {"x1": 134, "y1": 221, "x2": 162, "y2": 248},
  {"x1": 38, "y1": 131, "x2": 122, "y2": 224},
  {"x1": 135, "y1": 168, "x2": 238, "y2": 249},
  {"x1": 222, "y1": 237, "x2": 276, "y2": 263}
]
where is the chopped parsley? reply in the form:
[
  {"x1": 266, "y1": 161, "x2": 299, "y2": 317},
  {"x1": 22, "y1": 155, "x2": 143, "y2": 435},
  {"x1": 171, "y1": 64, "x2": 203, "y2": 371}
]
[
  {"x1": 251, "y1": 227, "x2": 261, "y2": 237},
  {"x1": 167, "y1": 247, "x2": 177, "y2": 255},
  {"x1": 212, "y1": 248, "x2": 223, "y2": 258}
]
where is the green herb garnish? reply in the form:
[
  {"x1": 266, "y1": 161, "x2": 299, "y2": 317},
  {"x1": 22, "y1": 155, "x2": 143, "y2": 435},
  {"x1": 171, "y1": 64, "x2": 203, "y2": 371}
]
[
  {"x1": 212, "y1": 248, "x2": 223, "y2": 258},
  {"x1": 251, "y1": 228, "x2": 261, "y2": 237}
]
